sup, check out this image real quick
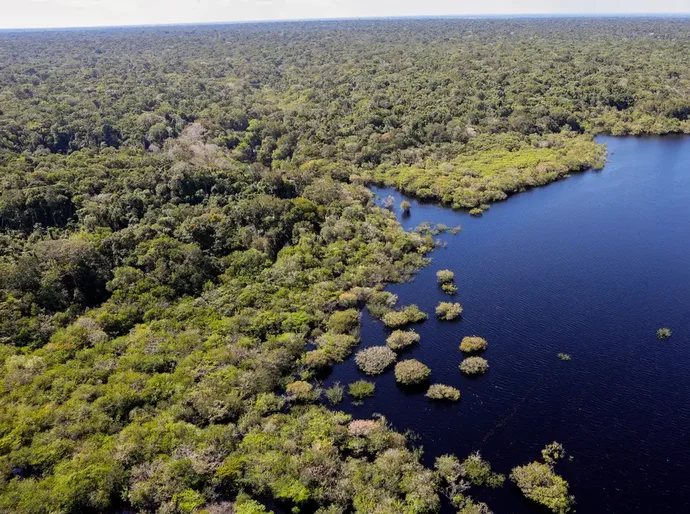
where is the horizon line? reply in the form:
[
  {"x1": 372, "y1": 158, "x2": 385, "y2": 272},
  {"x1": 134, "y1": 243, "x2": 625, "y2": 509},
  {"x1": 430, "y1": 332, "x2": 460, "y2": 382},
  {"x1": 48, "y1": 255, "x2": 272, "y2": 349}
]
[{"x1": 1, "y1": 12, "x2": 690, "y2": 32}]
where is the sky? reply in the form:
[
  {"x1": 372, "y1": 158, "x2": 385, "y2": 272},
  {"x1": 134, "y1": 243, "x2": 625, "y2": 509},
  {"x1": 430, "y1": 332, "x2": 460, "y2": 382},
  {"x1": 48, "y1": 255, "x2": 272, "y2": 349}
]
[{"x1": 1, "y1": 0, "x2": 688, "y2": 29}]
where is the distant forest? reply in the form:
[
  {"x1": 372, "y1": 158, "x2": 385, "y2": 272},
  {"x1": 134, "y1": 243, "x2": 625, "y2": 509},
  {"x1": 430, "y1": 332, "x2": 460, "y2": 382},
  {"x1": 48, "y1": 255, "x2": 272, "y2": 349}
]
[{"x1": 0, "y1": 18, "x2": 688, "y2": 514}]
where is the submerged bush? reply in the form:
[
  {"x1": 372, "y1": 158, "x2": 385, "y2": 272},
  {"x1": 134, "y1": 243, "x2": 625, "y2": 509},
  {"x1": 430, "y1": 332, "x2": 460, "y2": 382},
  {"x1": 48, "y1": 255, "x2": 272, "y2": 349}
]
[
  {"x1": 469, "y1": 208, "x2": 484, "y2": 217},
  {"x1": 510, "y1": 462, "x2": 573, "y2": 513},
  {"x1": 436, "y1": 302, "x2": 463, "y2": 321},
  {"x1": 349, "y1": 380, "x2": 376, "y2": 400},
  {"x1": 460, "y1": 357, "x2": 489, "y2": 375},
  {"x1": 325, "y1": 382, "x2": 344, "y2": 405},
  {"x1": 426, "y1": 384, "x2": 461, "y2": 401},
  {"x1": 462, "y1": 452, "x2": 505, "y2": 488},
  {"x1": 441, "y1": 283, "x2": 458, "y2": 295},
  {"x1": 657, "y1": 327, "x2": 672, "y2": 340},
  {"x1": 459, "y1": 336, "x2": 488, "y2": 353},
  {"x1": 557, "y1": 353, "x2": 571, "y2": 361},
  {"x1": 401, "y1": 200, "x2": 411, "y2": 214},
  {"x1": 395, "y1": 359, "x2": 431, "y2": 385},
  {"x1": 436, "y1": 269, "x2": 455, "y2": 284},
  {"x1": 382, "y1": 304, "x2": 427, "y2": 328},
  {"x1": 542, "y1": 442, "x2": 566, "y2": 464},
  {"x1": 386, "y1": 329, "x2": 421, "y2": 351},
  {"x1": 355, "y1": 346, "x2": 396, "y2": 375}
]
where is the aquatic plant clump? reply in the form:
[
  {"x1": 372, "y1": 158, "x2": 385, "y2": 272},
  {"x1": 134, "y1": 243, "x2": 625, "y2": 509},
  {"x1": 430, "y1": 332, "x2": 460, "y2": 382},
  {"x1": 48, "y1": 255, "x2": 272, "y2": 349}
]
[
  {"x1": 510, "y1": 462, "x2": 574, "y2": 514},
  {"x1": 469, "y1": 208, "x2": 484, "y2": 217},
  {"x1": 557, "y1": 353, "x2": 572, "y2": 361},
  {"x1": 436, "y1": 302, "x2": 463, "y2": 321},
  {"x1": 324, "y1": 382, "x2": 344, "y2": 405},
  {"x1": 657, "y1": 327, "x2": 672, "y2": 340},
  {"x1": 460, "y1": 357, "x2": 489, "y2": 375},
  {"x1": 395, "y1": 359, "x2": 431, "y2": 385},
  {"x1": 441, "y1": 283, "x2": 458, "y2": 295},
  {"x1": 401, "y1": 200, "x2": 412, "y2": 214},
  {"x1": 348, "y1": 380, "x2": 376, "y2": 400},
  {"x1": 459, "y1": 336, "x2": 488, "y2": 353},
  {"x1": 436, "y1": 269, "x2": 455, "y2": 284},
  {"x1": 426, "y1": 384, "x2": 461, "y2": 401},
  {"x1": 382, "y1": 304, "x2": 428, "y2": 328},
  {"x1": 386, "y1": 329, "x2": 421, "y2": 351},
  {"x1": 354, "y1": 346, "x2": 397, "y2": 375}
]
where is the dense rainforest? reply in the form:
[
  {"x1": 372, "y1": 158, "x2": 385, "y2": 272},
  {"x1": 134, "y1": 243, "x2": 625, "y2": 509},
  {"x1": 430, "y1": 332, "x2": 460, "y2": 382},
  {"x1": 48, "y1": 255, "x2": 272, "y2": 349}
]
[{"x1": 1, "y1": 17, "x2": 690, "y2": 514}]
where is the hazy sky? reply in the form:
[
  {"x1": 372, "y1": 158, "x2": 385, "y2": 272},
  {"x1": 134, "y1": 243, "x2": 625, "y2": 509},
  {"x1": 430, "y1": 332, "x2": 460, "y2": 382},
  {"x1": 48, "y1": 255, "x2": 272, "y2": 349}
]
[{"x1": 1, "y1": 0, "x2": 688, "y2": 29}]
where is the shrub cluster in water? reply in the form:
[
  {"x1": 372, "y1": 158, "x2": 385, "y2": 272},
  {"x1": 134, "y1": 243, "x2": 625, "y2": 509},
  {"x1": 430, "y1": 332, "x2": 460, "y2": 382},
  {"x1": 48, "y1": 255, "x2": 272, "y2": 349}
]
[
  {"x1": 460, "y1": 336, "x2": 488, "y2": 353},
  {"x1": 657, "y1": 327, "x2": 672, "y2": 340},
  {"x1": 436, "y1": 302, "x2": 463, "y2": 320},
  {"x1": 386, "y1": 329, "x2": 421, "y2": 351},
  {"x1": 355, "y1": 346, "x2": 397, "y2": 375},
  {"x1": 348, "y1": 380, "x2": 376, "y2": 400},
  {"x1": 460, "y1": 357, "x2": 489, "y2": 375},
  {"x1": 395, "y1": 359, "x2": 431, "y2": 385},
  {"x1": 426, "y1": 384, "x2": 461, "y2": 401},
  {"x1": 436, "y1": 269, "x2": 455, "y2": 284},
  {"x1": 382, "y1": 304, "x2": 428, "y2": 328}
]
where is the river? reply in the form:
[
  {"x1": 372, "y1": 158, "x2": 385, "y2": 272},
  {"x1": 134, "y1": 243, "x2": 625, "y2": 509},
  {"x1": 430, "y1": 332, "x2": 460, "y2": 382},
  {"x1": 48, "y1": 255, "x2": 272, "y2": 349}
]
[{"x1": 325, "y1": 135, "x2": 690, "y2": 513}]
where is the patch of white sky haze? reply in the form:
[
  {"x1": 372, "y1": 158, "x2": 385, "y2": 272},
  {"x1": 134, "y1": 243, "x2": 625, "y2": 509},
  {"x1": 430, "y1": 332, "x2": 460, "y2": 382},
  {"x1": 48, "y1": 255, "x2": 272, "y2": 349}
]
[{"x1": 0, "y1": 0, "x2": 688, "y2": 29}]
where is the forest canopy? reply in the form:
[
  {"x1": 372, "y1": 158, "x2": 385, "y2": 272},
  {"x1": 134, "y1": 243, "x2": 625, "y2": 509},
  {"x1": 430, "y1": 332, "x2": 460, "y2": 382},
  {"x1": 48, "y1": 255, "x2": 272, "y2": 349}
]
[{"x1": 1, "y1": 16, "x2": 688, "y2": 513}]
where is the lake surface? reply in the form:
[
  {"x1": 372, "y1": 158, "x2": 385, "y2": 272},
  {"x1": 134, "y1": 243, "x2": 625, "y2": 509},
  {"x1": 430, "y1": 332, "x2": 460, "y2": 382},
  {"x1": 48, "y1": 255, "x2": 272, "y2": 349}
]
[{"x1": 325, "y1": 136, "x2": 690, "y2": 513}]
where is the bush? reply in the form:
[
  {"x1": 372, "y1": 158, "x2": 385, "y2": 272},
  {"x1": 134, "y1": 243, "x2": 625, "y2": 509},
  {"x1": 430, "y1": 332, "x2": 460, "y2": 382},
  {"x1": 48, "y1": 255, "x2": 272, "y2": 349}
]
[
  {"x1": 460, "y1": 357, "x2": 488, "y2": 375},
  {"x1": 355, "y1": 346, "x2": 396, "y2": 375},
  {"x1": 386, "y1": 329, "x2": 420, "y2": 351},
  {"x1": 286, "y1": 381, "x2": 315, "y2": 401},
  {"x1": 462, "y1": 452, "x2": 505, "y2": 488},
  {"x1": 401, "y1": 200, "x2": 411, "y2": 214},
  {"x1": 349, "y1": 380, "x2": 376, "y2": 400},
  {"x1": 382, "y1": 304, "x2": 427, "y2": 328},
  {"x1": 657, "y1": 327, "x2": 672, "y2": 340},
  {"x1": 436, "y1": 302, "x2": 463, "y2": 321},
  {"x1": 441, "y1": 283, "x2": 458, "y2": 295},
  {"x1": 510, "y1": 462, "x2": 573, "y2": 513},
  {"x1": 436, "y1": 269, "x2": 455, "y2": 284},
  {"x1": 459, "y1": 336, "x2": 487, "y2": 353},
  {"x1": 426, "y1": 384, "x2": 460, "y2": 401},
  {"x1": 557, "y1": 353, "x2": 571, "y2": 361},
  {"x1": 469, "y1": 208, "x2": 484, "y2": 217},
  {"x1": 326, "y1": 309, "x2": 360, "y2": 334},
  {"x1": 542, "y1": 442, "x2": 566, "y2": 464},
  {"x1": 324, "y1": 382, "x2": 344, "y2": 405},
  {"x1": 395, "y1": 359, "x2": 431, "y2": 385}
]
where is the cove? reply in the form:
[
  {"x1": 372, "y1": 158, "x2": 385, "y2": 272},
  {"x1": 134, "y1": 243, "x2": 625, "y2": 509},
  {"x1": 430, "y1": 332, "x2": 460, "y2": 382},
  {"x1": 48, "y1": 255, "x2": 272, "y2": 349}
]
[{"x1": 325, "y1": 136, "x2": 690, "y2": 513}]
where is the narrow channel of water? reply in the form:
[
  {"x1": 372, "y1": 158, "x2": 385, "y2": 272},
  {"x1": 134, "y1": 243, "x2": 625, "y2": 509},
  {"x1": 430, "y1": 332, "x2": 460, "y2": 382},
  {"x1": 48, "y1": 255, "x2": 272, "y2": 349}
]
[{"x1": 325, "y1": 136, "x2": 690, "y2": 513}]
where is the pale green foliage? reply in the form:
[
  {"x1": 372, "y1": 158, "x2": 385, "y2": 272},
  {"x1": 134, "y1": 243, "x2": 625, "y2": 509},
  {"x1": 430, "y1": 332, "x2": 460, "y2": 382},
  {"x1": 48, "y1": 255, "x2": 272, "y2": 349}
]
[
  {"x1": 382, "y1": 304, "x2": 428, "y2": 328},
  {"x1": 325, "y1": 382, "x2": 344, "y2": 405},
  {"x1": 286, "y1": 381, "x2": 316, "y2": 401},
  {"x1": 436, "y1": 302, "x2": 463, "y2": 320},
  {"x1": 657, "y1": 327, "x2": 672, "y2": 340},
  {"x1": 460, "y1": 357, "x2": 489, "y2": 375},
  {"x1": 386, "y1": 329, "x2": 421, "y2": 351},
  {"x1": 355, "y1": 346, "x2": 397, "y2": 375},
  {"x1": 510, "y1": 462, "x2": 573, "y2": 514},
  {"x1": 462, "y1": 452, "x2": 505, "y2": 488},
  {"x1": 459, "y1": 336, "x2": 488, "y2": 353},
  {"x1": 426, "y1": 384, "x2": 461, "y2": 401},
  {"x1": 348, "y1": 380, "x2": 376, "y2": 400},
  {"x1": 436, "y1": 269, "x2": 455, "y2": 284},
  {"x1": 557, "y1": 353, "x2": 572, "y2": 361},
  {"x1": 542, "y1": 442, "x2": 566, "y2": 465},
  {"x1": 394, "y1": 359, "x2": 431, "y2": 385}
]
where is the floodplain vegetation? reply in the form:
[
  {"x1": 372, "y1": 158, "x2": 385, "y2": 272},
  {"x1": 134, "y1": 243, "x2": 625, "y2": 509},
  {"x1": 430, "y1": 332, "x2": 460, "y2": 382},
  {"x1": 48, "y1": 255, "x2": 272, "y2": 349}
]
[{"x1": 2, "y1": 15, "x2": 685, "y2": 512}]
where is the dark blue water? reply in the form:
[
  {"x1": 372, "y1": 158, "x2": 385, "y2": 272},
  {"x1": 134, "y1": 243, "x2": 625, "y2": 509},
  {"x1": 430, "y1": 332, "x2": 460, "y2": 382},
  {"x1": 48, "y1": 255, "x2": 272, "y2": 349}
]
[{"x1": 326, "y1": 136, "x2": 690, "y2": 513}]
